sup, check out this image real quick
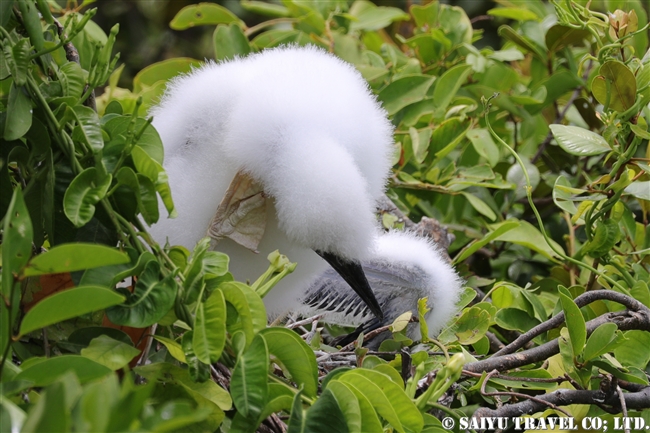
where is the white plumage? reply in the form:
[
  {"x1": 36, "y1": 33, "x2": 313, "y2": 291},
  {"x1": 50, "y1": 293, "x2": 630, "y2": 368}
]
[{"x1": 149, "y1": 45, "x2": 462, "y2": 338}]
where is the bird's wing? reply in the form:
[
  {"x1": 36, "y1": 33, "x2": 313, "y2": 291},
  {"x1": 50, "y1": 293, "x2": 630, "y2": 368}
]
[{"x1": 302, "y1": 261, "x2": 427, "y2": 327}]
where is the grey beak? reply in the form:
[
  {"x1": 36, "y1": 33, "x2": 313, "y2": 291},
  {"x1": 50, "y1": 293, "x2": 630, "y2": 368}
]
[{"x1": 314, "y1": 250, "x2": 384, "y2": 320}]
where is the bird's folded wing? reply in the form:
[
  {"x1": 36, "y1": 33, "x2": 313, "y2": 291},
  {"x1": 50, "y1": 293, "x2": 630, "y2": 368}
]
[{"x1": 207, "y1": 170, "x2": 267, "y2": 252}]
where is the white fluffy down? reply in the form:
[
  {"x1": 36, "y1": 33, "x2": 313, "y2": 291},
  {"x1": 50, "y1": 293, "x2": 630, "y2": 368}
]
[
  {"x1": 372, "y1": 231, "x2": 464, "y2": 336},
  {"x1": 149, "y1": 45, "x2": 393, "y2": 261}
]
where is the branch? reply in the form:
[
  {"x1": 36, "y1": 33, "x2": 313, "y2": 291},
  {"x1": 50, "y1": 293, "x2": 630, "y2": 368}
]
[
  {"x1": 473, "y1": 386, "x2": 650, "y2": 418},
  {"x1": 465, "y1": 309, "x2": 650, "y2": 373},
  {"x1": 492, "y1": 290, "x2": 650, "y2": 357}
]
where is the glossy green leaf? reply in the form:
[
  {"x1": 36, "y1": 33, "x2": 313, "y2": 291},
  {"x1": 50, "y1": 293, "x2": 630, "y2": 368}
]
[
  {"x1": 302, "y1": 388, "x2": 349, "y2": 433},
  {"x1": 136, "y1": 362, "x2": 232, "y2": 410},
  {"x1": 194, "y1": 290, "x2": 227, "y2": 364},
  {"x1": 115, "y1": 167, "x2": 159, "y2": 225},
  {"x1": 582, "y1": 323, "x2": 620, "y2": 362},
  {"x1": 545, "y1": 24, "x2": 592, "y2": 52},
  {"x1": 0, "y1": 396, "x2": 26, "y2": 433},
  {"x1": 259, "y1": 327, "x2": 319, "y2": 398},
  {"x1": 466, "y1": 128, "x2": 499, "y2": 167},
  {"x1": 349, "y1": 2, "x2": 409, "y2": 31},
  {"x1": 452, "y1": 306, "x2": 491, "y2": 344},
  {"x1": 494, "y1": 308, "x2": 540, "y2": 334},
  {"x1": 625, "y1": 181, "x2": 650, "y2": 201},
  {"x1": 552, "y1": 175, "x2": 580, "y2": 214},
  {"x1": 23, "y1": 243, "x2": 130, "y2": 276},
  {"x1": 6, "y1": 38, "x2": 30, "y2": 85},
  {"x1": 559, "y1": 287, "x2": 586, "y2": 356},
  {"x1": 213, "y1": 23, "x2": 251, "y2": 61},
  {"x1": 131, "y1": 146, "x2": 176, "y2": 217},
  {"x1": 63, "y1": 168, "x2": 112, "y2": 227},
  {"x1": 498, "y1": 25, "x2": 545, "y2": 60},
  {"x1": 230, "y1": 333, "x2": 269, "y2": 419},
  {"x1": 583, "y1": 219, "x2": 620, "y2": 258},
  {"x1": 493, "y1": 220, "x2": 564, "y2": 260},
  {"x1": 487, "y1": 7, "x2": 539, "y2": 21},
  {"x1": 71, "y1": 105, "x2": 103, "y2": 153},
  {"x1": 225, "y1": 282, "x2": 267, "y2": 334},
  {"x1": 1, "y1": 188, "x2": 33, "y2": 297},
  {"x1": 218, "y1": 283, "x2": 255, "y2": 346},
  {"x1": 58, "y1": 62, "x2": 85, "y2": 102},
  {"x1": 240, "y1": 0, "x2": 290, "y2": 17},
  {"x1": 378, "y1": 75, "x2": 436, "y2": 115},
  {"x1": 337, "y1": 369, "x2": 423, "y2": 433},
  {"x1": 4, "y1": 83, "x2": 32, "y2": 141},
  {"x1": 15, "y1": 355, "x2": 112, "y2": 386},
  {"x1": 591, "y1": 61, "x2": 637, "y2": 112},
  {"x1": 80, "y1": 335, "x2": 141, "y2": 370},
  {"x1": 170, "y1": 2, "x2": 243, "y2": 30},
  {"x1": 332, "y1": 381, "x2": 383, "y2": 433},
  {"x1": 425, "y1": 117, "x2": 471, "y2": 166},
  {"x1": 432, "y1": 64, "x2": 472, "y2": 115},
  {"x1": 326, "y1": 381, "x2": 362, "y2": 433},
  {"x1": 549, "y1": 124, "x2": 611, "y2": 156},
  {"x1": 19, "y1": 286, "x2": 125, "y2": 336},
  {"x1": 454, "y1": 220, "x2": 519, "y2": 263},
  {"x1": 20, "y1": 379, "x2": 70, "y2": 432},
  {"x1": 105, "y1": 261, "x2": 178, "y2": 327},
  {"x1": 153, "y1": 336, "x2": 187, "y2": 363},
  {"x1": 133, "y1": 58, "x2": 202, "y2": 95},
  {"x1": 460, "y1": 192, "x2": 497, "y2": 221}
]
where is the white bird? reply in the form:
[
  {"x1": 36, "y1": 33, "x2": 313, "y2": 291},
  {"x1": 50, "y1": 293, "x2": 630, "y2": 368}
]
[{"x1": 149, "y1": 45, "x2": 462, "y2": 334}]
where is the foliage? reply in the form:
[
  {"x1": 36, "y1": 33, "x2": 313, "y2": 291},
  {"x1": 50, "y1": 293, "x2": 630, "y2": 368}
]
[{"x1": 1, "y1": 0, "x2": 649, "y2": 431}]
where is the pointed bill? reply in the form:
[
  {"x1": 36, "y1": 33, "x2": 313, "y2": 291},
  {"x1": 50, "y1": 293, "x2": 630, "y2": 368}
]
[{"x1": 314, "y1": 250, "x2": 384, "y2": 320}]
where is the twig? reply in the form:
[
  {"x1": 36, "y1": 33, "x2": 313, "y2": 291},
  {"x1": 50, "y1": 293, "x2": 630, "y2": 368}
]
[
  {"x1": 492, "y1": 290, "x2": 650, "y2": 357},
  {"x1": 286, "y1": 314, "x2": 322, "y2": 330},
  {"x1": 480, "y1": 370, "x2": 572, "y2": 416},
  {"x1": 617, "y1": 385, "x2": 630, "y2": 433},
  {"x1": 339, "y1": 324, "x2": 393, "y2": 352},
  {"x1": 473, "y1": 386, "x2": 650, "y2": 418}
]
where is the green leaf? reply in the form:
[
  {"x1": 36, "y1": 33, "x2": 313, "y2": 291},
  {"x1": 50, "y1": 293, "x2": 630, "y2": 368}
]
[
  {"x1": 218, "y1": 283, "x2": 255, "y2": 346},
  {"x1": 15, "y1": 355, "x2": 112, "y2": 386},
  {"x1": 460, "y1": 192, "x2": 497, "y2": 221},
  {"x1": 80, "y1": 335, "x2": 141, "y2": 370},
  {"x1": 625, "y1": 181, "x2": 650, "y2": 201},
  {"x1": 466, "y1": 128, "x2": 499, "y2": 167},
  {"x1": 302, "y1": 388, "x2": 349, "y2": 433},
  {"x1": 213, "y1": 24, "x2": 251, "y2": 62},
  {"x1": 136, "y1": 362, "x2": 232, "y2": 411},
  {"x1": 349, "y1": 2, "x2": 409, "y2": 31},
  {"x1": 1, "y1": 188, "x2": 33, "y2": 297},
  {"x1": 63, "y1": 168, "x2": 112, "y2": 227},
  {"x1": 545, "y1": 24, "x2": 592, "y2": 52},
  {"x1": 170, "y1": 2, "x2": 243, "y2": 29},
  {"x1": 331, "y1": 381, "x2": 383, "y2": 433},
  {"x1": 454, "y1": 220, "x2": 519, "y2": 263},
  {"x1": 59, "y1": 62, "x2": 86, "y2": 100},
  {"x1": 115, "y1": 167, "x2": 159, "y2": 225},
  {"x1": 582, "y1": 323, "x2": 620, "y2": 362},
  {"x1": 494, "y1": 308, "x2": 540, "y2": 334},
  {"x1": 105, "y1": 261, "x2": 178, "y2": 327},
  {"x1": 337, "y1": 369, "x2": 423, "y2": 433},
  {"x1": 153, "y1": 336, "x2": 187, "y2": 363},
  {"x1": 4, "y1": 83, "x2": 32, "y2": 141},
  {"x1": 6, "y1": 38, "x2": 30, "y2": 85},
  {"x1": 591, "y1": 60, "x2": 637, "y2": 112},
  {"x1": 583, "y1": 219, "x2": 620, "y2": 258},
  {"x1": 131, "y1": 146, "x2": 176, "y2": 218},
  {"x1": 433, "y1": 64, "x2": 472, "y2": 115},
  {"x1": 194, "y1": 290, "x2": 227, "y2": 364},
  {"x1": 552, "y1": 175, "x2": 580, "y2": 214},
  {"x1": 20, "y1": 379, "x2": 70, "y2": 432},
  {"x1": 132, "y1": 57, "x2": 202, "y2": 95},
  {"x1": 559, "y1": 287, "x2": 586, "y2": 356},
  {"x1": 498, "y1": 25, "x2": 545, "y2": 60},
  {"x1": 72, "y1": 105, "x2": 104, "y2": 153},
  {"x1": 0, "y1": 396, "x2": 27, "y2": 433},
  {"x1": 451, "y1": 306, "x2": 491, "y2": 344},
  {"x1": 378, "y1": 75, "x2": 436, "y2": 115},
  {"x1": 230, "y1": 334, "x2": 269, "y2": 419},
  {"x1": 240, "y1": 0, "x2": 290, "y2": 17},
  {"x1": 23, "y1": 243, "x2": 130, "y2": 276},
  {"x1": 326, "y1": 381, "x2": 362, "y2": 433},
  {"x1": 493, "y1": 220, "x2": 565, "y2": 260},
  {"x1": 425, "y1": 117, "x2": 471, "y2": 166},
  {"x1": 259, "y1": 328, "x2": 319, "y2": 398},
  {"x1": 549, "y1": 124, "x2": 611, "y2": 156},
  {"x1": 488, "y1": 7, "x2": 539, "y2": 21},
  {"x1": 19, "y1": 286, "x2": 125, "y2": 336}
]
